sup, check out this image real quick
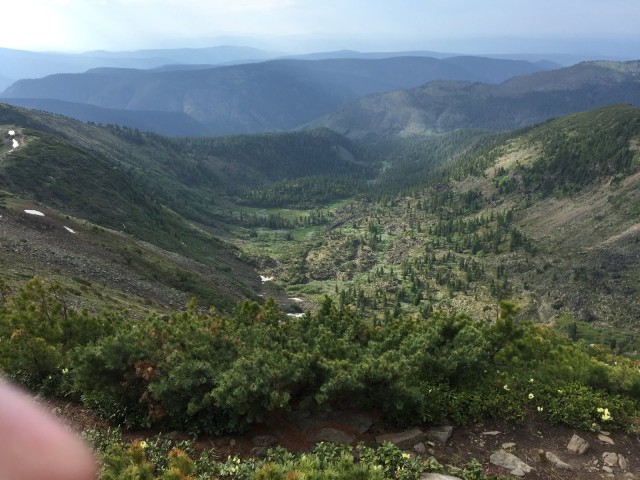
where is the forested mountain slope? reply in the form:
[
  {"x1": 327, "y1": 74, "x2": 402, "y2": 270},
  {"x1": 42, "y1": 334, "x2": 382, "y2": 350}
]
[
  {"x1": 2, "y1": 102, "x2": 640, "y2": 347},
  {"x1": 1, "y1": 56, "x2": 550, "y2": 135},
  {"x1": 306, "y1": 61, "x2": 640, "y2": 138},
  {"x1": 0, "y1": 103, "x2": 377, "y2": 311},
  {"x1": 257, "y1": 105, "x2": 640, "y2": 351}
]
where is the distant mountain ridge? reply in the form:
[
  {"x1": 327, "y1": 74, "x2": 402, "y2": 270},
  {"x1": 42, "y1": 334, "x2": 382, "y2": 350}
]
[
  {"x1": 305, "y1": 60, "x2": 640, "y2": 138},
  {"x1": 1, "y1": 56, "x2": 552, "y2": 135},
  {"x1": 0, "y1": 97, "x2": 210, "y2": 136},
  {"x1": 0, "y1": 45, "x2": 280, "y2": 90}
]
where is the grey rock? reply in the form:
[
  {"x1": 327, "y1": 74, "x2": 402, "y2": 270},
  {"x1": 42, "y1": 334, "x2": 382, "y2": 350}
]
[
  {"x1": 425, "y1": 426, "x2": 454, "y2": 445},
  {"x1": 251, "y1": 446, "x2": 268, "y2": 458},
  {"x1": 420, "y1": 474, "x2": 463, "y2": 480},
  {"x1": 511, "y1": 467, "x2": 526, "y2": 477},
  {"x1": 619, "y1": 454, "x2": 629, "y2": 471},
  {"x1": 482, "y1": 430, "x2": 501, "y2": 436},
  {"x1": 252, "y1": 434, "x2": 278, "y2": 447},
  {"x1": 502, "y1": 442, "x2": 517, "y2": 451},
  {"x1": 413, "y1": 442, "x2": 426, "y2": 454},
  {"x1": 603, "y1": 465, "x2": 614, "y2": 474},
  {"x1": 311, "y1": 428, "x2": 355, "y2": 444},
  {"x1": 567, "y1": 434, "x2": 589, "y2": 454},
  {"x1": 544, "y1": 451, "x2": 573, "y2": 470},
  {"x1": 376, "y1": 429, "x2": 427, "y2": 449},
  {"x1": 598, "y1": 434, "x2": 615, "y2": 445},
  {"x1": 490, "y1": 449, "x2": 533, "y2": 474},
  {"x1": 603, "y1": 452, "x2": 619, "y2": 467}
]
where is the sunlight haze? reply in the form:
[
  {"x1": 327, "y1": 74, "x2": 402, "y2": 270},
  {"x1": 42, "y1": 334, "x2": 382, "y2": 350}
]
[{"x1": 1, "y1": 0, "x2": 639, "y2": 55}]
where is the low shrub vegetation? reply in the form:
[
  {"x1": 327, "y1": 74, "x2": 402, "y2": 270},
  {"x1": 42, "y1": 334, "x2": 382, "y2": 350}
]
[
  {"x1": 0, "y1": 278, "x2": 635, "y2": 480},
  {"x1": 1, "y1": 277, "x2": 638, "y2": 437}
]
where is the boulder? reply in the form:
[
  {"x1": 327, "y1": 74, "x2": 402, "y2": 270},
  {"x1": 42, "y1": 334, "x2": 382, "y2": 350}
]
[
  {"x1": 598, "y1": 434, "x2": 615, "y2": 445},
  {"x1": 251, "y1": 446, "x2": 268, "y2": 458},
  {"x1": 603, "y1": 452, "x2": 619, "y2": 467},
  {"x1": 376, "y1": 429, "x2": 427, "y2": 449},
  {"x1": 567, "y1": 434, "x2": 590, "y2": 454},
  {"x1": 413, "y1": 442, "x2": 426, "y2": 454},
  {"x1": 619, "y1": 454, "x2": 628, "y2": 471},
  {"x1": 544, "y1": 451, "x2": 573, "y2": 470},
  {"x1": 490, "y1": 449, "x2": 533, "y2": 475},
  {"x1": 425, "y1": 426, "x2": 454, "y2": 445}
]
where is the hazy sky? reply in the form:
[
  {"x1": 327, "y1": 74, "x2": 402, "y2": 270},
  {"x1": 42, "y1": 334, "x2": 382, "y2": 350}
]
[{"x1": 2, "y1": 0, "x2": 639, "y2": 55}]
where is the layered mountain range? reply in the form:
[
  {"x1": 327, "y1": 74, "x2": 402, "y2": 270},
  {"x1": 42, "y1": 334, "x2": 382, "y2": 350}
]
[
  {"x1": 1, "y1": 55, "x2": 552, "y2": 135},
  {"x1": 3, "y1": 57, "x2": 639, "y2": 139}
]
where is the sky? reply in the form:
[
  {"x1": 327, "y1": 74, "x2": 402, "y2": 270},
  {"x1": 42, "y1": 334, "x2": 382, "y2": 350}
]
[{"x1": 1, "y1": 0, "x2": 639, "y2": 56}]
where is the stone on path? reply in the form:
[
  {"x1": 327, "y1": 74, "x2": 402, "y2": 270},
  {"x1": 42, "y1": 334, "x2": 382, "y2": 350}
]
[
  {"x1": 420, "y1": 474, "x2": 463, "y2": 480},
  {"x1": 510, "y1": 467, "x2": 526, "y2": 477},
  {"x1": 618, "y1": 454, "x2": 628, "y2": 471},
  {"x1": 490, "y1": 449, "x2": 533, "y2": 475},
  {"x1": 425, "y1": 426, "x2": 454, "y2": 445},
  {"x1": 376, "y1": 429, "x2": 427, "y2": 449},
  {"x1": 502, "y1": 442, "x2": 517, "y2": 451},
  {"x1": 598, "y1": 434, "x2": 615, "y2": 445},
  {"x1": 603, "y1": 452, "x2": 619, "y2": 467},
  {"x1": 567, "y1": 434, "x2": 590, "y2": 454},
  {"x1": 544, "y1": 451, "x2": 573, "y2": 470}
]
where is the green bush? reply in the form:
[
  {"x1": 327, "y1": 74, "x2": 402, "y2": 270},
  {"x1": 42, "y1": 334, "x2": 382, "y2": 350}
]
[{"x1": 2, "y1": 277, "x2": 639, "y2": 436}]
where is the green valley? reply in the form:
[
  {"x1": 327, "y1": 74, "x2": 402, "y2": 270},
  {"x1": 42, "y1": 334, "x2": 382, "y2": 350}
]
[{"x1": 2, "y1": 100, "x2": 640, "y2": 479}]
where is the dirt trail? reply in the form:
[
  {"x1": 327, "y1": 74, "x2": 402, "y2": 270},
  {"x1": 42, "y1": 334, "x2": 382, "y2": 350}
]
[{"x1": 46, "y1": 399, "x2": 640, "y2": 479}]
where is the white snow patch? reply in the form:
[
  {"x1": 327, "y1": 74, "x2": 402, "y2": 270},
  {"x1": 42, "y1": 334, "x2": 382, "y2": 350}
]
[
  {"x1": 64, "y1": 226, "x2": 76, "y2": 234},
  {"x1": 8, "y1": 130, "x2": 15, "y2": 136},
  {"x1": 287, "y1": 313, "x2": 305, "y2": 318},
  {"x1": 12, "y1": 139, "x2": 19, "y2": 149},
  {"x1": 289, "y1": 297, "x2": 304, "y2": 302},
  {"x1": 260, "y1": 275, "x2": 275, "y2": 282},
  {"x1": 24, "y1": 209, "x2": 45, "y2": 216}
]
